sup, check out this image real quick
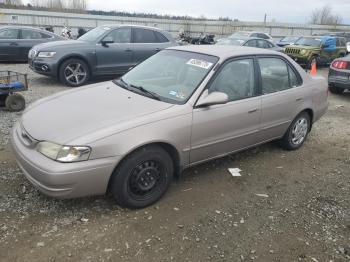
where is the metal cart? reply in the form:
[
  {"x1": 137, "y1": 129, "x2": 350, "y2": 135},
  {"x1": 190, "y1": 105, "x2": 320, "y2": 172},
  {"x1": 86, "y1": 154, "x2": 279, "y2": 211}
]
[{"x1": 0, "y1": 71, "x2": 28, "y2": 112}]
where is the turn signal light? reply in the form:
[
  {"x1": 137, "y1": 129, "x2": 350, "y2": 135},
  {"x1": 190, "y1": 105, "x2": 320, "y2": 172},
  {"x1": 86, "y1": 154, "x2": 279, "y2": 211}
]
[{"x1": 331, "y1": 60, "x2": 348, "y2": 69}]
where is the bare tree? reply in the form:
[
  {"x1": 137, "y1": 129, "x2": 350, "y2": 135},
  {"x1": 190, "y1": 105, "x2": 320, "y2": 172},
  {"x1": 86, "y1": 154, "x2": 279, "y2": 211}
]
[
  {"x1": 4, "y1": 0, "x2": 23, "y2": 5},
  {"x1": 310, "y1": 5, "x2": 343, "y2": 25},
  {"x1": 63, "y1": 0, "x2": 86, "y2": 10}
]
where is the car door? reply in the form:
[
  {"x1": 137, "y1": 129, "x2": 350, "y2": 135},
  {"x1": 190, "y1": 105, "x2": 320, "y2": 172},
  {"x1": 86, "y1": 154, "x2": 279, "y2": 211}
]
[
  {"x1": 19, "y1": 29, "x2": 54, "y2": 61},
  {"x1": 258, "y1": 56, "x2": 303, "y2": 141},
  {"x1": 132, "y1": 28, "x2": 169, "y2": 67},
  {"x1": 0, "y1": 28, "x2": 20, "y2": 61},
  {"x1": 190, "y1": 58, "x2": 261, "y2": 164},
  {"x1": 95, "y1": 27, "x2": 133, "y2": 74}
]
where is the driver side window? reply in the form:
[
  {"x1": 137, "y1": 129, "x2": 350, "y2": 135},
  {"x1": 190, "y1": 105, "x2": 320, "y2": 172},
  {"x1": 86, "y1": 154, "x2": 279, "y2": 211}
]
[
  {"x1": 209, "y1": 59, "x2": 255, "y2": 102},
  {"x1": 104, "y1": 28, "x2": 131, "y2": 43}
]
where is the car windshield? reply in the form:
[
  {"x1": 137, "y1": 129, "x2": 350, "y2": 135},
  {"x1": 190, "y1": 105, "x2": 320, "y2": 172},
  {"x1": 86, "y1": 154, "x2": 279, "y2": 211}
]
[
  {"x1": 115, "y1": 50, "x2": 218, "y2": 104},
  {"x1": 294, "y1": 37, "x2": 322, "y2": 47},
  {"x1": 229, "y1": 32, "x2": 250, "y2": 38},
  {"x1": 216, "y1": 38, "x2": 243, "y2": 46},
  {"x1": 281, "y1": 36, "x2": 299, "y2": 42},
  {"x1": 78, "y1": 26, "x2": 110, "y2": 42}
]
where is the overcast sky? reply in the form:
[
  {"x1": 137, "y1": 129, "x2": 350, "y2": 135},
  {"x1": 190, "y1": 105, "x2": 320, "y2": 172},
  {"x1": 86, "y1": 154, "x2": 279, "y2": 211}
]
[{"x1": 24, "y1": 0, "x2": 350, "y2": 24}]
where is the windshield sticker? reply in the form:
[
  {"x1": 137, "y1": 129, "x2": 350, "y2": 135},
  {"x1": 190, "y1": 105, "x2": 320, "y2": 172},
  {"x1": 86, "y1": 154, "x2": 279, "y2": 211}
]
[
  {"x1": 176, "y1": 92, "x2": 186, "y2": 99},
  {"x1": 187, "y1": 59, "x2": 213, "y2": 69},
  {"x1": 169, "y1": 91, "x2": 178, "y2": 96}
]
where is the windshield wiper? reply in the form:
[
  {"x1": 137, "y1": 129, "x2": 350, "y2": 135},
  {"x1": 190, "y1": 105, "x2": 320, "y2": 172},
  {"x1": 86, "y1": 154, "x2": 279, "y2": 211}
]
[
  {"x1": 114, "y1": 78, "x2": 161, "y2": 101},
  {"x1": 129, "y1": 83, "x2": 161, "y2": 101}
]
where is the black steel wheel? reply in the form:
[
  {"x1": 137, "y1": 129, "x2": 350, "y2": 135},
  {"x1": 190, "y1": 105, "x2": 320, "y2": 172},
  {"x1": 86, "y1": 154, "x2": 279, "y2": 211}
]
[{"x1": 110, "y1": 145, "x2": 174, "y2": 209}]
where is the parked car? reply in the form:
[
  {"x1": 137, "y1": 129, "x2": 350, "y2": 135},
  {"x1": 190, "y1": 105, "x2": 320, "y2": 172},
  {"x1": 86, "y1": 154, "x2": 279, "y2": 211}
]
[
  {"x1": 284, "y1": 36, "x2": 347, "y2": 68},
  {"x1": 28, "y1": 25, "x2": 177, "y2": 87},
  {"x1": 328, "y1": 55, "x2": 350, "y2": 94},
  {"x1": 0, "y1": 26, "x2": 64, "y2": 62},
  {"x1": 12, "y1": 45, "x2": 328, "y2": 208},
  {"x1": 228, "y1": 31, "x2": 273, "y2": 41},
  {"x1": 276, "y1": 36, "x2": 302, "y2": 47},
  {"x1": 216, "y1": 37, "x2": 283, "y2": 52}
]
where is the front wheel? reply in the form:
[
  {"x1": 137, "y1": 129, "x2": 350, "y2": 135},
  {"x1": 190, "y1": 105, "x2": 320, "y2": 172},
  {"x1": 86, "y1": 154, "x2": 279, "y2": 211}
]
[
  {"x1": 59, "y1": 58, "x2": 90, "y2": 87},
  {"x1": 280, "y1": 112, "x2": 310, "y2": 150},
  {"x1": 110, "y1": 146, "x2": 174, "y2": 209},
  {"x1": 307, "y1": 56, "x2": 317, "y2": 69}
]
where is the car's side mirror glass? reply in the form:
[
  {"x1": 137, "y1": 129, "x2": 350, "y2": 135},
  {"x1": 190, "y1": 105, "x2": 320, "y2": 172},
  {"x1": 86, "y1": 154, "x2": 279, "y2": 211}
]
[
  {"x1": 101, "y1": 36, "x2": 114, "y2": 46},
  {"x1": 196, "y1": 90, "x2": 228, "y2": 107}
]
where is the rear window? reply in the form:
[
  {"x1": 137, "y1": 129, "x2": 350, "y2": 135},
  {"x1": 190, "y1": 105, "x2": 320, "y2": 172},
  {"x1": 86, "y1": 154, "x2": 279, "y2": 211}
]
[
  {"x1": 133, "y1": 28, "x2": 157, "y2": 43},
  {"x1": 154, "y1": 31, "x2": 169, "y2": 43}
]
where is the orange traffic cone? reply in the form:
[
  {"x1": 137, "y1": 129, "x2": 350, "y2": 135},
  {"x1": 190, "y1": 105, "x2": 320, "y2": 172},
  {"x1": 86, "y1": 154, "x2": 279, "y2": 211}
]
[{"x1": 310, "y1": 61, "x2": 317, "y2": 76}]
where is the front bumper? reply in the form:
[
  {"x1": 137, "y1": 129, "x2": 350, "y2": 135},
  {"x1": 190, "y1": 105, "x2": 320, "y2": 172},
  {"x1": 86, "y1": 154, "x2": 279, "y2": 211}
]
[
  {"x1": 28, "y1": 57, "x2": 58, "y2": 77},
  {"x1": 328, "y1": 68, "x2": 350, "y2": 90},
  {"x1": 11, "y1": 122, "x2": 122, "y2": 199},
  {"x1": 286, "y1": 54, "x2": 310, "y2": 65}
]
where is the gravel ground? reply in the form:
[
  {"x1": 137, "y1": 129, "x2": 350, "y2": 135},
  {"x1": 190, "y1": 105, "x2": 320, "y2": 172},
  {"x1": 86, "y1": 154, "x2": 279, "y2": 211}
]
[{"x1": 0, "y1": 64, "x2": 349, "y2": 262}]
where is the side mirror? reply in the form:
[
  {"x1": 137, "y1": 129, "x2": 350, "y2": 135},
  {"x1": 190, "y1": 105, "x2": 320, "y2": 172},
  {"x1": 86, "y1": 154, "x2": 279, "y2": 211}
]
[
  {"x1": 101, "y1": 36, "x2": 114, "y2": 47},
  {"x1": 196, "y1": 90, "x2": 228, "y2": 107}
]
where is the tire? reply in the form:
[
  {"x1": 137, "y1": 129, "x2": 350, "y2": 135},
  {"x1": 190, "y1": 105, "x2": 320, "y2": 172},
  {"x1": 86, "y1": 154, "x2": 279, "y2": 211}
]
[
  {"x1": 329, "y1": 85, "x2": 344, "y2": 94},
  {"x1": 0, "y1": 94, "x2": 8, "y2": 107},
  {"x1": 280, "y1": 112, "x2": 310, "y2": 151},
  {"x1": 59, "y1": 58, "x2": 90, "y2": 87},
  {"x1": 110, "y1": 145, "x2": 174, "y2": 209},
  {"x1": 307, "y1": 56, "x2": 317, "y2": 70},
  {"x1": 5, "y1": 93, "x2": 25, "y2": 112}
]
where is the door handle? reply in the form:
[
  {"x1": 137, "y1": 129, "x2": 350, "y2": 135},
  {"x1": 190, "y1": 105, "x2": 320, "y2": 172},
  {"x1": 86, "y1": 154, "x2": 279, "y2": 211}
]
[
  {"x1": 10, "y1": 42, "x2": 18, "y2": 46},
  {"x1": 124, "y1": 48, "x2": 132, "y2": 52},
  {"x1": 248, "y1": 108, "x2": 258, "y2": 113},
  {"x1": 296, "y1": 97, "x2": 303, "y2": 102}
]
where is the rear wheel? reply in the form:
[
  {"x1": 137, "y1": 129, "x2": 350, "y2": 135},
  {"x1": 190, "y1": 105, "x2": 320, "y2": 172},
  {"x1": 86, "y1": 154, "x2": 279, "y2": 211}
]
[
  {"x1": 110, "y1": 146, "x2": 174, "y2": 209},
  {"x1": 280, "y1": 112, "x2": 310, "y2": 150},
  {"x1": 5, "y1": 93, "x2": 25, "y2": 112},
  {"x1": 59, "y1": 58, "x2": 90, "y2": 87},
  {"x1": 329, "y1": 85, "x2": 344, "y2": 94}
]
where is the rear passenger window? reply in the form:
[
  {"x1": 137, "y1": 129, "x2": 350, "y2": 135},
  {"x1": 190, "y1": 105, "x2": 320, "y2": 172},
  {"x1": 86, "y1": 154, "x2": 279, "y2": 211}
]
[
  {"x1": 289, "y1": 66, "x2": 301, "y2": 87},
  {"x1": 209, "y1": 59, "x2": 255, "y2": 101},
  {"x1": 258, "y1": 33, "x2": 269, "y2": 39},
  {"x1": 133, "y1": 28, "x2": 157, "y2": 43},
  {"x1": 22, "y1": 30, "x2": 43, "y2": 39},
  {"x1": 244, "y1": 40, "x2": 257, "y2": 47},
  {"x1": 258, "y1": 58, "x2": 290, "y2": 94},
  {"x1": 154, "y1": 31, "x2": 169, "y2": 43}
]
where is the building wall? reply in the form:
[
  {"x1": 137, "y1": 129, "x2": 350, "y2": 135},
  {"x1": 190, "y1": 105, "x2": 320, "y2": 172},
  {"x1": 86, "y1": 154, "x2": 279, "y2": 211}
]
[{"x1": 1, "y1": 8, "x2": 350, "y2": 38}]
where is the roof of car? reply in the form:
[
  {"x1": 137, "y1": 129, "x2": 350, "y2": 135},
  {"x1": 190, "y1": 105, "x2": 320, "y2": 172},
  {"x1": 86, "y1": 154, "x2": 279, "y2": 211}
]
[
  {"x1": 168, "y1": 45, "x2": 279, "y2": 59},
  {"x1": 100, "y1": 24, "x2": 164, "y2": 31}
]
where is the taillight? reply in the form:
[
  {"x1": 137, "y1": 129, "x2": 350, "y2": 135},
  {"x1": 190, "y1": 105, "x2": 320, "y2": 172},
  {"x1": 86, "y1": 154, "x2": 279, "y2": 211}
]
[{"x1": 331, "y1": 60, "x2": 348, "y2": 69}]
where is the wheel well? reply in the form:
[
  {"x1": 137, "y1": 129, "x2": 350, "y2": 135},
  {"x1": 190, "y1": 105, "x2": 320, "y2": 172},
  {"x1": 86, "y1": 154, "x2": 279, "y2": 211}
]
[
  {"x1": 106, "y1": 142, "x2": 181, "y2": 193},
  {"x1": 303, "y1": 108, "x2": 314, "y2": 131},
  {"x1": 57, "y1": 56, "x2": 92, "y2": 77}
]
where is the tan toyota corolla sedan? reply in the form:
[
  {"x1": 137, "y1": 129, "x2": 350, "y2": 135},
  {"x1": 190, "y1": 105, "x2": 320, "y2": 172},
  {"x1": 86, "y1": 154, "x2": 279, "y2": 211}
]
[{"x1": 11, "y1": 45, "x2": 328, "y2": 208}]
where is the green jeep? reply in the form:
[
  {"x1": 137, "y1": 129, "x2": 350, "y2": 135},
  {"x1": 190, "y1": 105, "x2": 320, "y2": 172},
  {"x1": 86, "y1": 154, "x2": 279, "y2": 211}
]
[{"x1": 284, "y1": 36, "x2": 347, "y2": 68}]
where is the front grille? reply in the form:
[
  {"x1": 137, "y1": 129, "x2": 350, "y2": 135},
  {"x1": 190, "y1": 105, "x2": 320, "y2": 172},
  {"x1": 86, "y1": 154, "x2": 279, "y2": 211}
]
[{"x1": 285, "y1": 48, "x2": 301, "y2": 55}]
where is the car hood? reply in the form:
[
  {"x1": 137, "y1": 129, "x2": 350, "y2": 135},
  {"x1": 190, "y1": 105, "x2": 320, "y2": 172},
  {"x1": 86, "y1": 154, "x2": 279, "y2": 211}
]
[
  {"x1": 34, "y1": 40, "x2": 91, "y2": 51},
  {"x1": 21, "y1": 81, "x2": 174, "y2": 145}
]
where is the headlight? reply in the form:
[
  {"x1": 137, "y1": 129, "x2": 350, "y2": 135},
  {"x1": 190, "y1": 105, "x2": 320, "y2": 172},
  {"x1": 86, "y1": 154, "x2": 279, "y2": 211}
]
[
  {"x1": 300, "y1": 50, "x2": 307, "y2": 55},
  {"x1": 37, "y1": 52, "x2": 56, "y2": 58},
  {"x1": 37, "y1": 141, "x2": 91, "y2": 163}
]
